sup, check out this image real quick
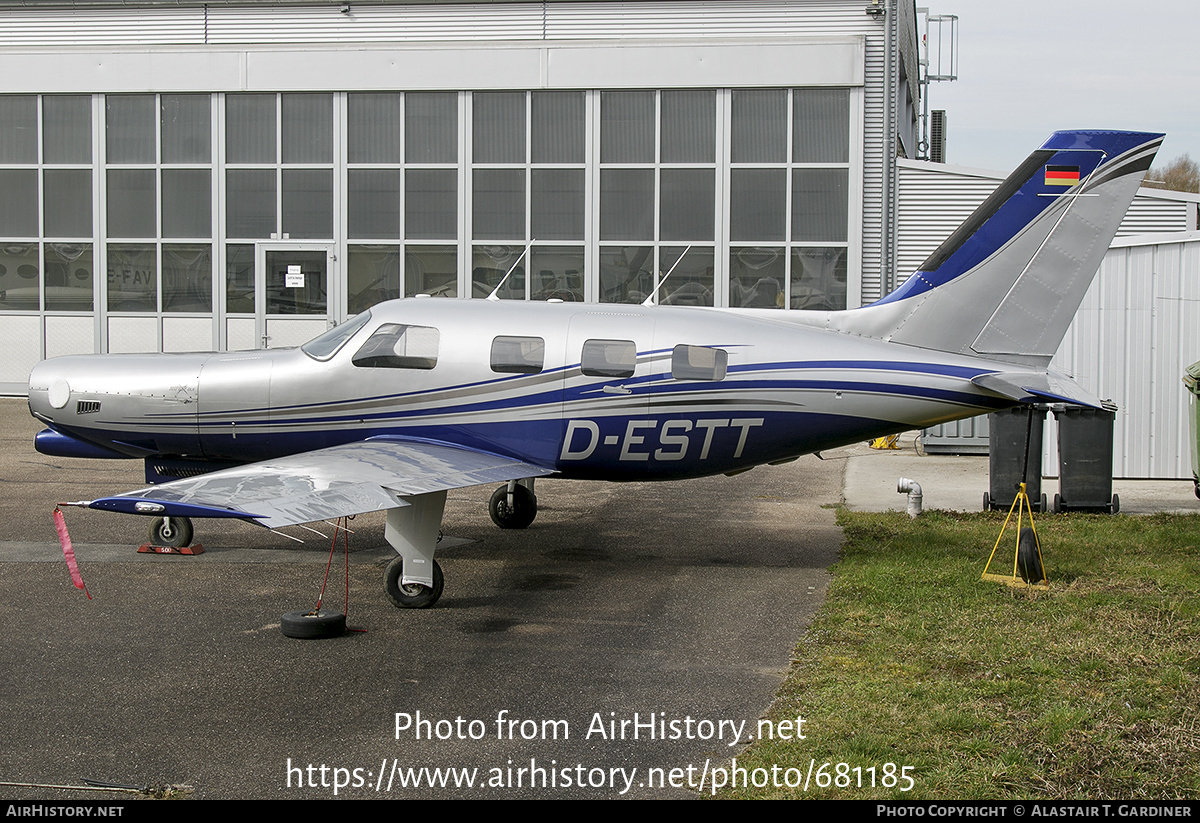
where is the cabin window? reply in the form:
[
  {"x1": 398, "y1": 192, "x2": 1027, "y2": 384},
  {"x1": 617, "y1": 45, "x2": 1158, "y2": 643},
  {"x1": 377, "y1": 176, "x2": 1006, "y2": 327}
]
[
  {"x1": 491, "y1": 336, "x2": 545, "y2": 375},
  {"x1": 352, "y1": 323, "x2": 439, "y2": 370},
  {"x1": 581, "y1": 339, "x2": 636, "y2": 379},
  {"x1": 671, "y1": 345, "x2": 727, "y2": 381}
]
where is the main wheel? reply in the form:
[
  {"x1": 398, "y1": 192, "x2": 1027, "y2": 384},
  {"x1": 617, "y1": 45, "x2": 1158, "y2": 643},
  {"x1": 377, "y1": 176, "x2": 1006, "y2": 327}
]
[
  {"x1": 385, "y1": 556, "x2": 444, "y2": 609},
  {"x1": 148, "y1": 516, "x2": 193, "y2": 548},
  {"x1": 1017, "y1": 527, "x2": 1045, "y2": 584},
  {"x1": 489, "y1": 483, "x2": 537, "y2": 529},
  {"x1": 281, "y1": 609, "x2": 346, "y2": 639}
]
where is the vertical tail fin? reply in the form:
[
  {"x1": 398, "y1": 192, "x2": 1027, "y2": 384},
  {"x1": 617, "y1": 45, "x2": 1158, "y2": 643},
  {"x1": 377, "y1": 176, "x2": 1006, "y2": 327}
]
[{"x1": 838, "y1": 130, "x2": 1164, "y2": 365}]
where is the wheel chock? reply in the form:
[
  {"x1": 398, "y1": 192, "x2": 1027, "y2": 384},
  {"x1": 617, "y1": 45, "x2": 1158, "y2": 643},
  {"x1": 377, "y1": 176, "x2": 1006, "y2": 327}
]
[
  {"x1": 137, "y1": 543, "x2": 205, "y2": 555},
  {"x1": 981, "y1": 482, "x2": 1049, "y2": 589}
]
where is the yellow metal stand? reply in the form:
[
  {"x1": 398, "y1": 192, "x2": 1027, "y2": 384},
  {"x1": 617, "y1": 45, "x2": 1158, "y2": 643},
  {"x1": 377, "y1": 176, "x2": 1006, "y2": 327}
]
[
  {"x1": 870, "y1": 434, "x2": 900, "y2": 450},
  {"x1": 982, "y1": 481, "x2": 1049, "y2": 588}
]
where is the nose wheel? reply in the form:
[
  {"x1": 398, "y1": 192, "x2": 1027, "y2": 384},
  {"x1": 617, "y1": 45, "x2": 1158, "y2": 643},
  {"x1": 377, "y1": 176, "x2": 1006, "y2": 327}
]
[{"x1": 148, "y1": 516, "x2": 193, "y2": 549}]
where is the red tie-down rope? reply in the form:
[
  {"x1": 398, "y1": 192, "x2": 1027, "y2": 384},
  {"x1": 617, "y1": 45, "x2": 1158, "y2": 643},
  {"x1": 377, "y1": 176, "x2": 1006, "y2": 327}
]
[
  {"x1": 316, "y1": 516, "x2": 361, "y2": 630},
  {"x1": 53, "y1": 507, "x2": 91, "y2": 600}
]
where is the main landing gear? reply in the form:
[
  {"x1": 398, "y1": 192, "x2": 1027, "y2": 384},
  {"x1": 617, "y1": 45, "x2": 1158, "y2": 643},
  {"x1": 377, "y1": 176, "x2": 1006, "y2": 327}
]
[
  {"x1": 488, "y1": 478, "x2": 538, "y2": 529},
  {"x1": 380, "y1": 478, "x2": 539, "y2": 609},
  {"x1": 142, "y1": 483, "x2": 542, "y2": 610},
  {"x1": 382, "y1": 489, "x2": 448, "y2": 609}
]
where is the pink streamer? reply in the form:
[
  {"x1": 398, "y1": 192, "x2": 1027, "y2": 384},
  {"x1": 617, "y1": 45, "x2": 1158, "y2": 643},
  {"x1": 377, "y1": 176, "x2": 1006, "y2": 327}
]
[{"x1": 53, "y1": 508, "x2": 91, "y2": 600}]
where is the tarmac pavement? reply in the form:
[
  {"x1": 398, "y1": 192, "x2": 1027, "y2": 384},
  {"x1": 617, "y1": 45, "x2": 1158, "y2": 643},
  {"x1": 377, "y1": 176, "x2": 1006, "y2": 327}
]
[{"x1": 0, "y1": 398, "x2": 843, "y2": 800}]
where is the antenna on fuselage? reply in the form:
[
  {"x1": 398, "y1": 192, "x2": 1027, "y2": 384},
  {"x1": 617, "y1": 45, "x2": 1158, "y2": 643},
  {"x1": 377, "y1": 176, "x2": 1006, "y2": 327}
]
[
  {"x1": 641, "y1": 245, "x2": 691, "y2": 307},
  {"x1": 486, "y1": 239, "x2": 536, "y2": 302}
]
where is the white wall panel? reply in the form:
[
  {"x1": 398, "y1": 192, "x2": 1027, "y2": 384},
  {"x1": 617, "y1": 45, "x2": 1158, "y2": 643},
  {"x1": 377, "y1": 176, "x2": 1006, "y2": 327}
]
[
  {"x1": 0, "y1": 315, "x2": 41, "y2": 383},
  {"x1": 44, "y1": 316, "x2": 96, "y2": 359},
  {"x1": 163, "y1": 317, "x2": 215, "y2": 353},
  {"x1": 108, "y1": 316, "x2": 159, "y2": 354},
  {"x1": 548, "y1": 40, "x2": 863, "y2": 89},
  {"x1": 0, "y1": 52, "x2": 247, "y2": 94},
  {"x1": 226, "y1": 318, "x2": 257, "y2": 353}
]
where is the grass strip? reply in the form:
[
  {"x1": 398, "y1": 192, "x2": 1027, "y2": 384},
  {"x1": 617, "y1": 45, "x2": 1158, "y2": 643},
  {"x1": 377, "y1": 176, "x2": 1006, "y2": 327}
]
[{"x1": 718, "y1": 510, "x2": 1200, "y2": 799}]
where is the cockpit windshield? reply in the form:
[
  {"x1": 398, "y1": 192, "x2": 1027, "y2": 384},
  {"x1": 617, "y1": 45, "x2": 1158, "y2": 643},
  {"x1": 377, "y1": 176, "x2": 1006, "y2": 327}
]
[{"x1": 301, "y1": 311, "x2": 373, "y2": 360}]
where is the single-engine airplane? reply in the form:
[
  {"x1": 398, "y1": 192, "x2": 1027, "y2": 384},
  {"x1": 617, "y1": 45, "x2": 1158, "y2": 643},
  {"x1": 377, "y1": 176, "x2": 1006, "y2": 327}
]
[{"x1": 28, "y1": 130, "x2": 1162, "y2": 609}]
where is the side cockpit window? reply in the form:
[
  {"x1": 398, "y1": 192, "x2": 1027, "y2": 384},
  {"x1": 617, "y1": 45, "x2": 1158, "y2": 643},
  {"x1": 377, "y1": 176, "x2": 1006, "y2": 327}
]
[
  {"x1": 491, "y1": 336, "x2": 545, "y2": 374},
  {"x1": 581, "y1": 339, "x2": 636, "y2": 378},
  {"x1": 671, "y1": 345, "x2": 727, "y2": 381},
  {"x1": 352, "y1": 323, "x2": 439, "y2": 370}
]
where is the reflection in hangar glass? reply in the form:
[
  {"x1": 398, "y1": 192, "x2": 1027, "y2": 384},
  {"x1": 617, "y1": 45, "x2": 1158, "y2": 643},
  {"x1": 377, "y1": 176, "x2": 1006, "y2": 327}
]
[
  {"x1": 44, "y1": 243, "x2": 94, "y2": 312},
  {"x1": 266, "y1": 250, "x2": 326, "y2": 315},
  {"x1": 491, "y1": 336, "x2": 545, "y2": 374},
  {"x1": 581, "y1": 339, "x2": 636, "y2": 379},
  {"x1": 352, "y1": 323, "x2": 439, "y2": 370},
  {"x1": 671, "y1": 345, "x2": 727, "y2": 381},
  {"x1": 0, "y1": 243, "x2": 40, "y2": 310}
]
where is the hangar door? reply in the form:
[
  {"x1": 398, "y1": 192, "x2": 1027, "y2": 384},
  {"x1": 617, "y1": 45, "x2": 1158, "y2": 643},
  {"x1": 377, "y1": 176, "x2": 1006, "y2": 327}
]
[{"x1": 253, "y1": 243, "x2": 335, "y2": 350}]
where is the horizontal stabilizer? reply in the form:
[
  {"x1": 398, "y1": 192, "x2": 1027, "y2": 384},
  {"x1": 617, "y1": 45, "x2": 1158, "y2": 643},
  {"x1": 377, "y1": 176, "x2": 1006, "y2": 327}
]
[{"x1": 971, "y1": 371, "x2": 1111, "y2": 410}]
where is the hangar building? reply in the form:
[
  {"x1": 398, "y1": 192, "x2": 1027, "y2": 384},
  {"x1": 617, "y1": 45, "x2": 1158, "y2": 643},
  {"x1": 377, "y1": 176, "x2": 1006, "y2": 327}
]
[{"x1": 0, "y1": 0, "x2": 923, "y2": 394}]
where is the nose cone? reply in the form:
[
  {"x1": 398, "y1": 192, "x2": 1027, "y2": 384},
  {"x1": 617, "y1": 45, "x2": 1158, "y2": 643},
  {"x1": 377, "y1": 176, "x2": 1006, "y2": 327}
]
[
  {"x1": 28, "y1": 356, "x2": 82, "y2": 422},
  {"x1": 29, "y1": 352, "x2": 211, "y2": 443}
]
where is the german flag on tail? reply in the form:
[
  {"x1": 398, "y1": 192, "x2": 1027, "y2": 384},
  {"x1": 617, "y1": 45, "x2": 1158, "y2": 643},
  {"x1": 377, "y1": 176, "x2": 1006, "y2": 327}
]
[{"x1": 1045, "y1": 165, "x2": 1080, "y2": 186}]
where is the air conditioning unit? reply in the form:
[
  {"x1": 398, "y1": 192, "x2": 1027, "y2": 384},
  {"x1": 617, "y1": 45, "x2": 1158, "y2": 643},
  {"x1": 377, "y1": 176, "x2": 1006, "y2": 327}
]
[{"x1": 930, "y1": 110, "x2": 947, "y2": 164}]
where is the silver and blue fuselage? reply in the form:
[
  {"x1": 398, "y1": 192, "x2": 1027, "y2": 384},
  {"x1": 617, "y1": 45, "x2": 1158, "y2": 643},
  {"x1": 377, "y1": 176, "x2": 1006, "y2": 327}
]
[{"x1": 29, "y1": 298, "x2": 1013, "y2": 482}]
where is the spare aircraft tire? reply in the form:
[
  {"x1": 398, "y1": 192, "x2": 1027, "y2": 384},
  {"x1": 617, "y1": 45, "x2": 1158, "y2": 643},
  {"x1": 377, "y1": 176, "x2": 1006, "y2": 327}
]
[
  {"x1": 1017, "y1": 527, "x2": 1045, "y2": 584},
  {"x1": 281, "y1": 609, "x2": 346, "y2": 639}
]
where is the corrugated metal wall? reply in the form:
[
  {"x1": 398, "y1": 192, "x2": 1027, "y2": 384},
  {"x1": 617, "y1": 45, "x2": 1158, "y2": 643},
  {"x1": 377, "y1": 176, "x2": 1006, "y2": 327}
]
[
  {"x1": 900, "y1": 161, "x2": 1200, "y2": 478},
  {"x1": 897, "y1": 159, "x2": 1198, "y2": 283},
  {"x1": 0, "y1": 1, "x2": 886, "y2": 45},
  {"x1": 1049, "y1": 234, "x2": 1200, "y2": 479}
]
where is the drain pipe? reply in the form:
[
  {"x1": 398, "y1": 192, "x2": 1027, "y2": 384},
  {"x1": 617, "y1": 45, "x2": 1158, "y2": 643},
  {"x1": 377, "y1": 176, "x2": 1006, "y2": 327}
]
[{"x1": 897, "y1": 477, "x2": 923, "y2": 518}]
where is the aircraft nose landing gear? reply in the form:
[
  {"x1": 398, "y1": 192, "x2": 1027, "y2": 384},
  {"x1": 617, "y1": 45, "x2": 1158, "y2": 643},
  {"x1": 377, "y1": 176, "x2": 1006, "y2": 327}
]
[
  {"x1": 148, "y1": 515, "x2": 193, "y2": 549},
  {"x1": 489, "y1": 479, "x2": 537, "y2": 529}
]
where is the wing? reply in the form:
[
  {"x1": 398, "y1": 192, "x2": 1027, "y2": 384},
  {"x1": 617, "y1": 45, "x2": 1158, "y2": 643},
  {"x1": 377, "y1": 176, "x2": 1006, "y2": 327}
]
[{"x1": 76, "y1": 439, "x2": 554, "y2": 529}]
